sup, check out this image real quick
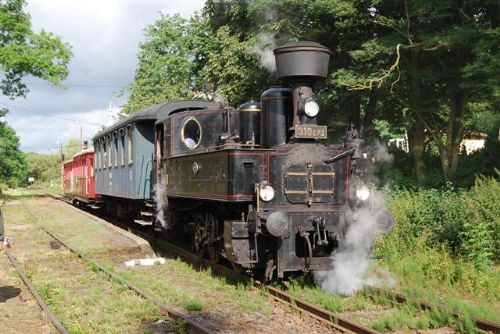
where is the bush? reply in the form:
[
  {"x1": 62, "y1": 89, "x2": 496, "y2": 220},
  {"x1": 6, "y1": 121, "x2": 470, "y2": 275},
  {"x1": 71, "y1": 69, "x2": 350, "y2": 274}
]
[{"x1": 385, "y1": 175, "x2": 500, "y2": 267}]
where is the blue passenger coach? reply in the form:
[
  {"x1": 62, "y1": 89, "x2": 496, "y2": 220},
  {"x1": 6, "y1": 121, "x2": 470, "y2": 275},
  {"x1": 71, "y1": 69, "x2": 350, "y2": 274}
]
[{"x1": 92, "y1": 100, "x2": 217, "y2": 220}]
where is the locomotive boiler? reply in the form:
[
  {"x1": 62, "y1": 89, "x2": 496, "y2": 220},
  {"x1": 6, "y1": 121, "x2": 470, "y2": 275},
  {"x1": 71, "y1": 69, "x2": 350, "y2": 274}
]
[{"x1": 151, "y1": 41, "x2": 382, "y2": 279}]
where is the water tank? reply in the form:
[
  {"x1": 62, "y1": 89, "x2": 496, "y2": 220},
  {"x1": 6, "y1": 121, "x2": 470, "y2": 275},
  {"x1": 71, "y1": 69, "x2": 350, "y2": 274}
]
[
  {"x1": 238, "y1": 101, "x2": 261, "y2": 145},
  {"x1": 260, "y1": 87, "x2": 293, "y2": 148}
]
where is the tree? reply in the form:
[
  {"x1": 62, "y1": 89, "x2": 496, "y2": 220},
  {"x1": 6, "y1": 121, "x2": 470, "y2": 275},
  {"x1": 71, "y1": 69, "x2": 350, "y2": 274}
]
[
  {"x1": 325, "y1": 0, "x2": 499, "y2": 182},
  {"x1": 200, "y1": 26, "x2": 270, "y2": 106},
  {"x1": 126, "y1": 0, "x2": 498, "y2": 184},
  {"x1": 24, "y1": 152, "x2": 60, "y2": 184},
  {"x1": 0, "y1": 123, "x2": 26, "y2": 187},
  {"x1": 0, "y1": 0, "x2": 72, "y2": 101},
  {"x1": 63, "y1": 138, "x2": 83, "y2": 160},
  {"x1": 122, "y1": 14, "x2": 219, "y2": 114},
  {"x1": 0, "y1": 0, "x2": 72, "y2": 188}
]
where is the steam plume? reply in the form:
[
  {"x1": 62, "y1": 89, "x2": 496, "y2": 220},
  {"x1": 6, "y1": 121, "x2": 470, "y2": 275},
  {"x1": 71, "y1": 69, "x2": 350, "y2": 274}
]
[
  {"x1": 154, "y1": 183, "x2": 169, "y2": 229},
  {"x1": 251, "y1": 33, "x2": 278, "y2": 72},
  {"x1": 315, "y1": 143, "x2": 394, "y2": 295}
]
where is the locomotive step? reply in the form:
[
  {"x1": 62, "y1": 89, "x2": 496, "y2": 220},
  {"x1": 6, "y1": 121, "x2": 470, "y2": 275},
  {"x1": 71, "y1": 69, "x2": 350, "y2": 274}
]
[
  {"x1": 145, "y1": 203, "x2": 154, "y2": 208},
  {"x1": 140, "y1": 211, "x2": 154, "y2": 217},
  {"x1": 133, "y1": 219, "x2": 153, "y2": 226}
]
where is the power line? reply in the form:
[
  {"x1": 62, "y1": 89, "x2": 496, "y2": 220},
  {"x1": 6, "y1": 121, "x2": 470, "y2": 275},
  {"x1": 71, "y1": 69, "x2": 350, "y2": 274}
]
[
  {"x1": 23, "y1": 82, "x2": 125, "y2": 88},
  {"x1": 0, "y1": 102, "x2": 106, "y2": 127}
]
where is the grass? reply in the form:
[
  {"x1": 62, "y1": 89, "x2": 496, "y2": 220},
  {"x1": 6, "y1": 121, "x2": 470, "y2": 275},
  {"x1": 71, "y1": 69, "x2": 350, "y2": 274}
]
[
  {"x1": 119, "y1": 258, "x2": 271, "y2": 315},
  {"x1": 185, "y1": 301, "x2": 203, "y2": 312},
  {"x1": 3, "y1": 194, "x2": 168, "y2": 333},
  {"x1": 171, "y1": 319, "x2": 188, "y2": 334},
  {"x1": 283, "y1": 179, "x2": 499, "y2": 333},
  {"x1": 31, "y1": 265, "x2": 165, "y2": 333},
  {"x1": 369, "y1": 300, "x2": 479, "y2": 333},
  {"x1": 376, "y1": 235, "x2": 500, "y2": 322}
]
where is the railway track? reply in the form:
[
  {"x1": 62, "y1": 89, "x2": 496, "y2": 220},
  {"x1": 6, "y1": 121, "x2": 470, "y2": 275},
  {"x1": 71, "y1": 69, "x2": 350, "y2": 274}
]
[
  {"x1": 54, "y1": 196, "x2": 380, "y2": 334},
  {"x1": 366, "y1": 287, "x2": 500, "y2": 334},
  {"x1": 17, "y1": 199, "x2": 216, "y2": 334},
  {"x1": 54, "y1": 195, "x2": 500, "y2": 334},
  {"x1": 5, "y1": 247, "x2": 69, "y2": 334}
]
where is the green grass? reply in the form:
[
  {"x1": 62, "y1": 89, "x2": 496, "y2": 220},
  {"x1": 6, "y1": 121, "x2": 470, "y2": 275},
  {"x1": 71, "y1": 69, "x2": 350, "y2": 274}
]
[
  {"x1": 284, "y1": 178, "x2": 499, "y2": 333},
  {"x1": 185, "y1": 301, "x2": 203, "y2": 312},
  {"x1": 119, "y1": 258, "x2": 270, "y2": 315},
  {"x1": 171, "y1": 319, "x2": 188, "y2": 334}
]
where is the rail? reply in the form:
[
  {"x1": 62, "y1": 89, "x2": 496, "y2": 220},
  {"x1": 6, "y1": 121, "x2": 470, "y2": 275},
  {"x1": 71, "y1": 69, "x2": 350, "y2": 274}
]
[
  {"x1": 21, "y1": 200, "x2": 216, "y2": 334},
  {"x1": 53, "y1": 196, "x2": 382, "y2": 334},
  {"x1": 5, "y1": 248, "x2": 69, "y2": 334},
  {"x1": 367, "y1": 287, "x2": 500, "y2": 334}
]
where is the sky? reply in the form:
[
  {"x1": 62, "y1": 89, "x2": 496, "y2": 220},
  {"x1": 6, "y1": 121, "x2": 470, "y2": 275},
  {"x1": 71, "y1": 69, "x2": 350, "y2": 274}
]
[{"x1": 1, "y1": 0, "x2": 206, "y2": 154}]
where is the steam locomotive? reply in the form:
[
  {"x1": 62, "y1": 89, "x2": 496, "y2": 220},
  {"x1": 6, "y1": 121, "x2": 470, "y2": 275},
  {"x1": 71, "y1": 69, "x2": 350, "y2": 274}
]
[{"x1": 64, "y1": 41, "x2": 391, "y2": 280}]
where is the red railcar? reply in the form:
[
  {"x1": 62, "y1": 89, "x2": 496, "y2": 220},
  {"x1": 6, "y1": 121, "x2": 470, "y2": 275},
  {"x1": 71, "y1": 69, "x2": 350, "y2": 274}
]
[{"x1": 62, "y1": 147, "x2": 101, "y2": 206}]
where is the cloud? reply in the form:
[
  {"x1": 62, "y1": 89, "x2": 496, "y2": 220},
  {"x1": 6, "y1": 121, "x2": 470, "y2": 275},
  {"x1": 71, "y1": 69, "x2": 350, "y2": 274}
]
[{"x1": 1, "y1": 0, "x2": 205, "y2": 153}]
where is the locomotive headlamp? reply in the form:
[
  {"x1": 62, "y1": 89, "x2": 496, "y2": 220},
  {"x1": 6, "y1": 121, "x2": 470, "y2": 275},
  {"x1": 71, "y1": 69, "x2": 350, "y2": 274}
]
[
  {"x1": 259, "y1": 184, "x2": 275, "y2": 202},
  {"x1": 356, "y1": 185, "x2": 370, "y2": 201},
  {"x1": 303, "y1": 99, "x2": 320, "y2": 118}
]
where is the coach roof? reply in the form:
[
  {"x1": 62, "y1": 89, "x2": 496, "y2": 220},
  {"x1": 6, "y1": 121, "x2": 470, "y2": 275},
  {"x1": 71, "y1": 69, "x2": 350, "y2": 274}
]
[{"x1": 93, "y1": 100, "x2": 219, "y2": 140}]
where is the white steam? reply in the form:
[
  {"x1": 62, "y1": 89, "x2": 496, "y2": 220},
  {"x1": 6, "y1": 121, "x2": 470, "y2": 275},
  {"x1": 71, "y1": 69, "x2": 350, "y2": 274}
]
[
  {"x1": 372, "y1": 141, "x2": 394, "y2": 164},
  {"x1": 154, "y1": 183, "x2": 169, "y2": 230},
  {"x1": 314, "y1": 192, "x2": 388, "y2": 295},
  {"x1": 315, "y1": 143, "x2": 395, "y2": 296},
  {"x1": 251, "y1": 33, "x2": 278, "y2": 72}
]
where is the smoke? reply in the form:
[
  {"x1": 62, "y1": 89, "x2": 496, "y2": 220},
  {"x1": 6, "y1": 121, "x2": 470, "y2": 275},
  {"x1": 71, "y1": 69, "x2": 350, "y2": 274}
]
[
  {"x1": 153, "y1": 183, "x2": 169, "y2": 230},
  {"x1": 372, "y1": 141, "x2": 394, "y2": 164},
  {"x1": 314, "y1": 143, "x2": 395, "y2": 296},
  {"x1": 251, "y1": 32, "x2": 278, "y2": 73}
]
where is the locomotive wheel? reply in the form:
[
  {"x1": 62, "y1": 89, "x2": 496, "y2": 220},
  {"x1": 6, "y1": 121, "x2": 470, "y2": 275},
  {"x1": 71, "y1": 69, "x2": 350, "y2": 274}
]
[
  {"x1": 206, "y1": 213, "x2": 223, "y2": 263},
  {"x1": 191, "y1": 214, "x2": 206, "y2": 256}
]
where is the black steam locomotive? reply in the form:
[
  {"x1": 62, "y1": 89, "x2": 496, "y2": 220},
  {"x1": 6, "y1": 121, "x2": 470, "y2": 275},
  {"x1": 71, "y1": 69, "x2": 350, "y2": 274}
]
[{"x1": 93, "y1": 41, "x2": 389, "y2": 279}]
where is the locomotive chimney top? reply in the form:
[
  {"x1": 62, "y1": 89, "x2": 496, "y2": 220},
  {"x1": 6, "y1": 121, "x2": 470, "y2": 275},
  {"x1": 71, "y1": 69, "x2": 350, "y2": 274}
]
[
  {"x1": 273, "y1": 41, "x2": 332, "y2": 82},
  {"x1": 272, "y1": 41, "x2": 332, "y2": 138}
]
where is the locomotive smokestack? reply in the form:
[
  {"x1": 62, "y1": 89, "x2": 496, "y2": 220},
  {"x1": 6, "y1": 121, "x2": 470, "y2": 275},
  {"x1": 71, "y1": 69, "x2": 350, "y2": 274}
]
[{"x1": 273, "y1": 42, "x2": 332, "y2": 137}]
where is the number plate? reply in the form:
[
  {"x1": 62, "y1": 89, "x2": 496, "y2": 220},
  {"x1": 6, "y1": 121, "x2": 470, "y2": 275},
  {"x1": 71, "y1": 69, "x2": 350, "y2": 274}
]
[{"x1": 294, "y1": 124, "x2": 328, "y2": 139}]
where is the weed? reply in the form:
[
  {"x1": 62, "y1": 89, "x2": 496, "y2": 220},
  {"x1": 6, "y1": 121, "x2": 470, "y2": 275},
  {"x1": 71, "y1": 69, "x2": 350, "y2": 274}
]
[
  {"x1": 286, "y1": 277, "x2": 344, "y2": 313},
  {"x1": 185, "y1": 301, "x2": 203, "y2": 312},
  {"x1": 171, "y1": 319, "x2": 187, "y2": 334},
  {"x1": 455, "y1": 315, "x2": 478, "y2": 334},
  {"x1": 89, "y1": 260, "x2": 100, "y2": 273}
]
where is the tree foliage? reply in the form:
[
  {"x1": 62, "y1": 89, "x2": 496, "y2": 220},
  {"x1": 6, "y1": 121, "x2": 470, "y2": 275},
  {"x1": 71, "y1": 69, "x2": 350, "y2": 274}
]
[
  {"x1": 63, "y1": 138, "x2": 83, "y2": 160},
  {"x1": 0, "y1": 0, "x2": 72, "y2": 100},
  {"x1": 24, "y1": 152, "x2": 60, "y2": 184},
  {"x1": 122, "y1": 14, "x2": 220, "y2": 114},
  {"x1": 123, "y1": 0, "x2": 499, "y2": 185},
  {"x1": 0, "y1": 0, "x2": 72, "y2": 188},
  {"x1": 0, "y1": 122, "x2": 26, "y2": 187}
]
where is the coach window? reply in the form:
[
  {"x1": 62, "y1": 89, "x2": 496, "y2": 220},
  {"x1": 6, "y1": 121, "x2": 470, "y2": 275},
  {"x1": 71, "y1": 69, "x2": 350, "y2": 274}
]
[
  {"x1": 114, "y1": 133, "x2": 118, "y2": 168},
  {"x1": 182, "y1": 117, "x2": 202, "y2": 149},
  {"x1": 100, "y1": 140, "x2": 104, "y2": 169},
  {"x1": 127, "y1": 125, "x2": 133, "y2": 164},
  {"x1": 103, "y1": 141, "x2": 107, "y2": 168},
  {"x1": 98, "y1": 141, "x2": 102, "y2": 170},
  {"x1": 95, "y1": 143, "x2": 99, "y2": 170},
  {"x1": 120, "y1": 131, "x2": 125, "y2": 166},
  {"x1": 107, "y1": 135, "x2": 112, "y2": 167},
  {"x1": 94, "y1": 143, "x2": 99, "y2": 170}
]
